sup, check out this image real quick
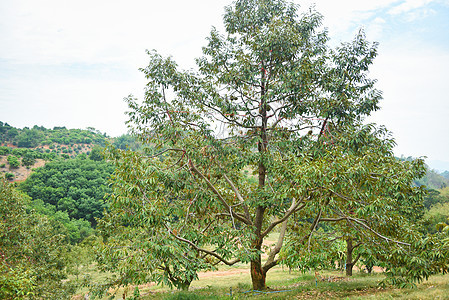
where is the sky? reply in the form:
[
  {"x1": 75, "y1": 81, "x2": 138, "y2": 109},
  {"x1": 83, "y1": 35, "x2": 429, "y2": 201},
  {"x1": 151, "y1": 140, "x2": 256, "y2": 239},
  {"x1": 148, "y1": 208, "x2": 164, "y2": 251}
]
[{"x1": 0, "y1": 0, "x2": 448, "y2": 170}]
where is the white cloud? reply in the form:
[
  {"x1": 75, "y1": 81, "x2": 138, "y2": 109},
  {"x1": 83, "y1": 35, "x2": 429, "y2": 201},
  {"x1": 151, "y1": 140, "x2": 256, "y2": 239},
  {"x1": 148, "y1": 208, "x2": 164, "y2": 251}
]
[
  {"x1": 388, "y1": 0, "x2": 433, "y2": 15},
  {"x1": 365, "y1": 17, "x2": 387, "y2": 40},
  {"x1": 301, "y1": 0, "x2": 401, "y2": 36}
]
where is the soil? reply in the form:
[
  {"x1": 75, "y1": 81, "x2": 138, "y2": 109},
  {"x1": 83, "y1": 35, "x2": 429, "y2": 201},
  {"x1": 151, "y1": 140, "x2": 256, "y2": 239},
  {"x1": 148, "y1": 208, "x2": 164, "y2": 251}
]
[
  {"x1": 0, "y1": 143, "x2": 94, "y2": 182},
  {"x1": 0, "y1": 156, "x2": 46, "y2": 182},
  {"x1": 198, "y1": 267, "x2": 249, "y2": 279}
]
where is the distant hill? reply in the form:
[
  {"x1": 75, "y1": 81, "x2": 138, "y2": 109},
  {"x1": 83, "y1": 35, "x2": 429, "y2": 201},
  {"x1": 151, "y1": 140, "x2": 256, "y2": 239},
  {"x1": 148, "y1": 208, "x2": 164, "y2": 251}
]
[
  {"x1": 426, "y1": 159, "x2": 449, "y2": 173},
  {"x1": 398, "y1": 156, "x2": 449, "y2": 190},
  {"x1": 0, "y1": 122, "x2": 141, "y2": 245},
  {"x1": 0, "y1": 121, "x2": 110, "y2": 181},
  {"x1": 0, "y1": 121, "x2": 108, "y2": 152},
  {"x1": 442, "y1": 171, "x2": 449, "y2": 180},
  {"x1": 0, "y1": 121, "x2": 139, "y2": 182},
  {"x1": 415, "y1": 168, "x2": 449, "y2": 190}
]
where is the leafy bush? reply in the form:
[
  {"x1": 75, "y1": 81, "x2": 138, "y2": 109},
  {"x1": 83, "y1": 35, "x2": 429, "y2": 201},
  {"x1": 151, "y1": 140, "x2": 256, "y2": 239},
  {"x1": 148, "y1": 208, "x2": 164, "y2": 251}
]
[
  {"x1": 7, "y1": 155, "x2": 20, "y2": 168},
  {"x1": 0, "y1": 177, "x2": 76, "y2": 298},
  {"x1": 88, "y1": 146, "x2": 104, "y2": 161},
  {"x1": 22, "y1": 152, "x2": 36, "y2": 166},
  {"x1": 0, "y1": 146, "x2": 11, "y2": 155}
]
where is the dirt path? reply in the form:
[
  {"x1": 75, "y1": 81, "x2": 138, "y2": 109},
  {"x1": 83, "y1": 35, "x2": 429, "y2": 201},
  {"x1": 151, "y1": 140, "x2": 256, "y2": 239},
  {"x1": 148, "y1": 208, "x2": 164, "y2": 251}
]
[
  {"x1": 198, "y1": 268, "x2": 249, "y2": 279},
  {"x1": 197, "y1": 265, "x2": 383, "y2": 279}
]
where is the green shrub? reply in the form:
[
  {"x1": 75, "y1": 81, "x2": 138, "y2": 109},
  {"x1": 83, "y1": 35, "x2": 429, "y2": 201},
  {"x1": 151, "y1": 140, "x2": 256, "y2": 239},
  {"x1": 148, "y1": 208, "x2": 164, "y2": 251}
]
[
  {"x1": 7, "y1": 155, "x2": 20, "y2": 168},
  {"x1": 22, "y1": 153, "x2": 36, "y2": 166},
  {"x1": 0, "y1": 146, "x2": 11, "y2": 155}
]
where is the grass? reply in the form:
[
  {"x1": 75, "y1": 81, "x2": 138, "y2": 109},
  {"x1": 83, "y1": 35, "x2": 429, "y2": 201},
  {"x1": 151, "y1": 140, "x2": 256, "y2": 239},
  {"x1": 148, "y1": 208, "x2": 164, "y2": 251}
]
[
  {"x1": 71, "y1": 233, "x2": 449, "y2": 299},
  {"x1": 72, "y1": 264, "x2": 449, "y2": 300}
]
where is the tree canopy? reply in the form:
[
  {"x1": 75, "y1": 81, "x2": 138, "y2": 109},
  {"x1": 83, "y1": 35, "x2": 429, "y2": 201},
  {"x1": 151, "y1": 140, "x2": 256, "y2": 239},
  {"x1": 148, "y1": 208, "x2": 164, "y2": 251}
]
[
  {"x1": 20, "y1": 156, "x2": 113, "y2": 224},
  {"x1": 19, "y1": 156, "x2": 114, "y2": 243}
]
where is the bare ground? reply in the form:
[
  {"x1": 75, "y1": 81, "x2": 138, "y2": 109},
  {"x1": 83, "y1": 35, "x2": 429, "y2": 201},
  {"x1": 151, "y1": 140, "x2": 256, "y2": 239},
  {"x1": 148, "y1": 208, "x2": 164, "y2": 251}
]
[{"x1": 0, "y1": 156, "x2": 46, "y2": 182}]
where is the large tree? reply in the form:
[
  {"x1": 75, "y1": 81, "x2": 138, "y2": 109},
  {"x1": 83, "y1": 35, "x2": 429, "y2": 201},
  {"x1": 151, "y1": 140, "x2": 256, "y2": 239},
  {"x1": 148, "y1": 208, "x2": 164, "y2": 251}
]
[{"x1": 104, "y1": 0, "x2": 443, "y2": 290}]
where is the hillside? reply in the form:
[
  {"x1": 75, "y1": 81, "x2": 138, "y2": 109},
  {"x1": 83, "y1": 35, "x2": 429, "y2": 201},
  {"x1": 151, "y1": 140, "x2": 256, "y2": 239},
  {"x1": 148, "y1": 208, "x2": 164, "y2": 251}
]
[
  {"x1": 0, "y1": 156, "x2": 46, "y2": 182},
  {"x1": 0, "y1": 121, "x2": 111, "y2": 181},
  {"x1": 415, "y1": 168, "x2": 449, "y2": 190},
  {"x1": 0, "y1": 121, "x2": 108, "y2": 148}
]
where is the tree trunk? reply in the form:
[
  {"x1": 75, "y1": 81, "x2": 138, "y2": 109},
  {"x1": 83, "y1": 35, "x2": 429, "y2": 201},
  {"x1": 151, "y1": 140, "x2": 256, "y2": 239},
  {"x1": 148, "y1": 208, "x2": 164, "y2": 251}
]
[
  {"x1": 175, "y1": 279, "x2": 191, "y2": 291},
  {"x1": 346, "y1": 237, "x2": 354, "y2": 276},
  {"x1": 251, "y1": 207, "x2": 267, "y2": 290},
  {"x1": 249, "y1": 61, "x2": 269, "y2": 291},
  {"x1": 250, "y1": 257, "x2": 267, "y2": 290},
  {"x1": 365, "y1": 261, "x2": 373, "y2": 274}
]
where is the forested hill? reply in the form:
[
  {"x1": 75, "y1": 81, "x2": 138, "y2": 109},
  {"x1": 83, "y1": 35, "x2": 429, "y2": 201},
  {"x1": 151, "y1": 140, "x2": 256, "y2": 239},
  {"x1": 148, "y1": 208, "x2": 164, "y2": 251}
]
[
  {"x1": 0, "y1": 121, "x2": 108, "y2": 153},
  {"x1": 0, "y1": 121, "x2": 108, "y2": 182},
  {"x1": 415, "y1": 167, "x2": 449, "y2": 190},
  {"x1": 0, "y1": 121, "x2": 140, "y2": 247},
  {"x1": 0, "y1": 121, "x2": 139, "y2": 181},
  {"x1": 399, "y1": 156, "x2": 449, "y2": 190}
]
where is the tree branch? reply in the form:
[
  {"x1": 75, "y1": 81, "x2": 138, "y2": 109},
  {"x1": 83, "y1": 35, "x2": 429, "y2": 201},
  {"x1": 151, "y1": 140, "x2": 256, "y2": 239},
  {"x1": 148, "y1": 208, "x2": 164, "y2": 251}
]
[
  {"x1": 347, "y1": 217, "x2": 411, "y2": 246},
  {"x1": 319, "y1": 217, "x2": 346, "y2": 222},
  {"x1": 353, "y1": 242, "x2": 363, "y2": 250},
  {"x1": 188, "y1": 159, "x2": 251, "y2": 225},
  {"x1": 263, "y1": 218, "x2": 288, "y2": 272},
  {"x1": 222, "y1": 173, "x2": 252, "y2": 224},
  {"x1": 308, "y1": 209, "x2": 322, "y2": 251},
  {"x1": 321, "y1": 216, "x2": 410, "y2": 246},
  {"x1": 165, "y1": 224, "x2": 240, "y2": 266},
  {"x1": 261, "y1": 198, "x2": 306, "y2": 238}
]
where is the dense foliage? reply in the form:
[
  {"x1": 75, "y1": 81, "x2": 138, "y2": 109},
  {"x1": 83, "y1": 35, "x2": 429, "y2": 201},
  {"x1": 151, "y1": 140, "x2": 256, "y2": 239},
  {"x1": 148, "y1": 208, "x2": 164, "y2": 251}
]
[
  {"x1": 19, "y1": 155, "x2": 114, "y2": 243},
  {"x1": 20, "y1": 154, "x2": 113, "y2": 223},
  {"x1": 0, "y1": 177, "x2": 76, "y2": 299},
  {"x1": 423, "y1": 187, "x2": 449, "y2": 233},
  {"x1": 96, "y1": 147, "x2": 214, "y2": 294}
]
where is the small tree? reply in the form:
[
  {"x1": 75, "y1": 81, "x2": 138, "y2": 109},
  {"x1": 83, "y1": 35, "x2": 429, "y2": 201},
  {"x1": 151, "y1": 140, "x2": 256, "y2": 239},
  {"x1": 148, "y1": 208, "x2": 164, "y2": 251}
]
[
  {"x1": 0, "y1": 146, "x2": 11, "y2": 155},
  {"x1": 4, "y1": 172, "x2": 14, "y2": 180},
  {"x1": 88, "y1": 146, "x2": 104, "y2": 161},
  {"x1": 22, "y1": 152, "x2": 36, "y2": 167},
  {"x1": 7, "y1": 155, "x2": 20, "y2": 169}
]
